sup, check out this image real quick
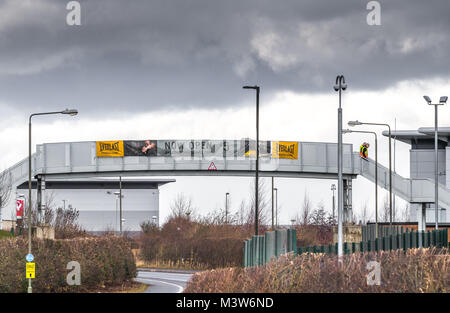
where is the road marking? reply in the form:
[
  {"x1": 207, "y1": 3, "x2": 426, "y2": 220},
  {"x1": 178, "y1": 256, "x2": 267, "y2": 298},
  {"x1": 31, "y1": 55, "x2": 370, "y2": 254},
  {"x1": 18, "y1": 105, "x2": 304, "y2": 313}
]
[{"x1": 137, "y1": 278, "x2": 184, "y2": 293}]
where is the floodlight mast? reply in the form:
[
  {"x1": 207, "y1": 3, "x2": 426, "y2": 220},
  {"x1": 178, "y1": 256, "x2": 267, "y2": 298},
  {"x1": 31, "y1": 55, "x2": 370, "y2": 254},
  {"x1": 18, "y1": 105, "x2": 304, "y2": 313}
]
[
  {"x1": 424, "y1": 95, "x2": 447, "y2": 230},
  {"x1": 243, "y1": 85, "x2": 260, "y2": 236},
  {"x1": 334, "y1": 75, "x2": 346, "y2": 260}
]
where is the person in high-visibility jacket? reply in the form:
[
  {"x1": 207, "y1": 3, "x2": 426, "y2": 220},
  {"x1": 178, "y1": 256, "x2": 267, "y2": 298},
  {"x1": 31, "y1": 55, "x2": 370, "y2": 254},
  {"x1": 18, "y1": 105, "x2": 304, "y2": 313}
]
[{"x1": 360, "y1": 142, "x2": 369, "y2": 159}]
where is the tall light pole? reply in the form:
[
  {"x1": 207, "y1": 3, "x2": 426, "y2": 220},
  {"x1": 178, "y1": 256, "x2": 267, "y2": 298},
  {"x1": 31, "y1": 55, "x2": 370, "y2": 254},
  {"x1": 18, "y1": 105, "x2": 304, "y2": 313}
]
[
  {"x1": 343, "y1": 129, "x2": 378, "y2": 237},
  {"x1": 330, "y1": 184, "x2": 336, "y2": 221},
  {"x1": 271, "y1": 177, "x2": 274, "y2": 230},
  {"x1": 114, "y1": 191, "x2": 121, "y2": 234},
  {"x1": 334, "y1": 75, "x2": 346, "y2": 259},
  {"x1": 225, "y1": 192, "x2": 229, "y2": 224},
  {"x1": 119, "y1": 176, "x2": 123, "y2": 235},
  {"x1": 274, "y1": 188, "x2": 278, "y2": 227},
  {"x1": 243, "y1": 85, "x2": 260, "y2": 235},
  {"x1": 423, "y1": 95, "x2": 447, "y2": 230},
  {"x1": 348, "y1": 120, "x2": 392, "y2": 225},
  {"x1": 28, "y1": 108, "x2": 78, "y2": 293}
]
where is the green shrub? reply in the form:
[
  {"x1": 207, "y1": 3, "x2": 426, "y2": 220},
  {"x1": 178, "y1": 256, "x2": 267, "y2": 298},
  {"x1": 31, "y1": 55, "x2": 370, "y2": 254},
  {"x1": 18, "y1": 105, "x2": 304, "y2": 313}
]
[
  {"x1": 184, "y1": 248, "x2": 449, "y2": 293},
  {"x1": 0, "y1": 236, "x2": 136, "y2": 293},
  {"x1": 0, "y1": 230, "x2": 13, "y2": 239}
]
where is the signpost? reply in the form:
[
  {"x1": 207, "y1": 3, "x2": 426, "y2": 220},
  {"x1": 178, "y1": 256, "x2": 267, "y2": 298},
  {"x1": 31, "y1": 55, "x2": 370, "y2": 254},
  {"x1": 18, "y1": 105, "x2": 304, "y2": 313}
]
[
  {"x1": 16, "y1": 199, "x2": 24, "y2": 219},
  {"x1": 26, "y1": 254, "x2": 34, "y2": 262},
  {"x1": 26, "y1": 263, "x2": 35, "y2": 279},
  {"x1": 26, "y1": 254, "x2": 35, "y2": 279}
]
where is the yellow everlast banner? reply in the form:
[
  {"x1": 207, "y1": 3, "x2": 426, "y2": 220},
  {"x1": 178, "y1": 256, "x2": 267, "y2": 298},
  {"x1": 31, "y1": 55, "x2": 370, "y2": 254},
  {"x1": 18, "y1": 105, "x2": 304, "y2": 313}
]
[
  {"x1": 272, "y1": 141, "x2": 298, "y2": 159},
  {"x1": 96, "y1": 141, "x2": 124, "y2": 157}
]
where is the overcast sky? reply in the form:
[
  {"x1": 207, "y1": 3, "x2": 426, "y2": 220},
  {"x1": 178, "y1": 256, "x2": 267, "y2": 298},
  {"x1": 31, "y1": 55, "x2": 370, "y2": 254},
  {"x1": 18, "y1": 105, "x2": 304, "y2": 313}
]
[{"x1": 1, "y1": 0, "x2": 450, "y2": 224}]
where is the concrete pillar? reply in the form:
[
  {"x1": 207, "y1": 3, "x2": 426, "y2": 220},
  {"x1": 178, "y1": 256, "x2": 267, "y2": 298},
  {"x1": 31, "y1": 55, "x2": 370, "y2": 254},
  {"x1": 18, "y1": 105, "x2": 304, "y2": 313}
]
[
  {"x1": 343, "y1": 178, "x2": 353, "y2": 223},
  {"x1": 36, "y1": 175, "x2": 46, "y2": 224},
  {"x1": 418, "y1": 203, "x2": 427, "y2": 248}
]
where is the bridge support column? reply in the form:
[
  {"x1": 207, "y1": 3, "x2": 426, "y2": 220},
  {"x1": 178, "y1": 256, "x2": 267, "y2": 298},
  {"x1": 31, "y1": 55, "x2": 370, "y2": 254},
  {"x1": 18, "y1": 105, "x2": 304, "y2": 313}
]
[
  {"x1": 36, "y1": 175, "x2": 46, "y2": 225},
  {"x1": 418, "y1": 203, "x2": 427, "y2": 248},
  {"x1": 343, "y1": 178, "x2": 353, "y2": 224}
]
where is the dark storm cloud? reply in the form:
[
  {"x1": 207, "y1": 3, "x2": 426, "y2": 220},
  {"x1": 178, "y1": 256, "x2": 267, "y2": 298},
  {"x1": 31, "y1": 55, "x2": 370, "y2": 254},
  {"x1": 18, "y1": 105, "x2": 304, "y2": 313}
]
[{"x1": 0, "y1": 0, "x2": 449, "y2": 115}]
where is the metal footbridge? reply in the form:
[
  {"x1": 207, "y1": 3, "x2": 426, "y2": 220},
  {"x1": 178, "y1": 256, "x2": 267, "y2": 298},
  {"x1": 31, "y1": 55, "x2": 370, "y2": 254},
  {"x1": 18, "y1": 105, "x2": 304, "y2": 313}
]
[{"x1": 2, "y1": 139, "x2": 450, "y2": 217}]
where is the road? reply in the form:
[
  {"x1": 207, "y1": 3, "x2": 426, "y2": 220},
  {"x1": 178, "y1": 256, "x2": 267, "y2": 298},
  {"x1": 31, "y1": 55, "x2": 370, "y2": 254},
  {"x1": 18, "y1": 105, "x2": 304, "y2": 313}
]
[{"x1": 134, "y1": 269, "x2": 194, "y2": 293}]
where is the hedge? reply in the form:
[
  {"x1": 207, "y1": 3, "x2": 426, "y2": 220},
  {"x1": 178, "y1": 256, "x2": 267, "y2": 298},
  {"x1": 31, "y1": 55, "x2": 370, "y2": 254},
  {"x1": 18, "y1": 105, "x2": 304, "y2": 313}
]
[
  {"x1": 184, "y1": 247, "x2": 449, "y2": 293},
  {"x1": 0, "y1": 236, "x2": 136, "y2": 293}
]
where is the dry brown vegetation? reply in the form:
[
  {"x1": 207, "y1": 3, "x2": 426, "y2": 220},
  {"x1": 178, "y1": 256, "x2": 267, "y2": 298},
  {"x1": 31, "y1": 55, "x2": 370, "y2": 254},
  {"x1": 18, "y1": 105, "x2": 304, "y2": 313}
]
[
  {"x1": 184, "y1": 248, "x2": 449, "y2": 293},
  {"x1": 138, "y1": 189, "x2": 336, "y2": 270}
]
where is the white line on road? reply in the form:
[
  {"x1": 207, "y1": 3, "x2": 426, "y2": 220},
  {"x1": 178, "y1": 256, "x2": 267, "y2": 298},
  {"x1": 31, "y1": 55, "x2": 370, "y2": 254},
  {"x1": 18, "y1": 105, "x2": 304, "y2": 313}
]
[{"x1": 137, "y1": 278, "x2": 184, "y2": 293}]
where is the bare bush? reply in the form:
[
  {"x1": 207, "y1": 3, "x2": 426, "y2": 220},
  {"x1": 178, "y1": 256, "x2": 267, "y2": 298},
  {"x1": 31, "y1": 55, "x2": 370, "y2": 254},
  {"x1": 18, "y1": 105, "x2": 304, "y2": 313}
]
[{"x1": 184, "y1": 248, "x2": 449, "y2": 293}]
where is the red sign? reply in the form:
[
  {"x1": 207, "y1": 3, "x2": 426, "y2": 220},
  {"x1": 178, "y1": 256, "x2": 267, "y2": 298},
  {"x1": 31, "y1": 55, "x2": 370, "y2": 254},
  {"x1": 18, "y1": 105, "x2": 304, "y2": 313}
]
[
  {"x1": 16, "y1": 199, "x2": 24, "y2": 219},
  {"x1": 208, "y1": 161, "x2": 217, "y2": 171}
]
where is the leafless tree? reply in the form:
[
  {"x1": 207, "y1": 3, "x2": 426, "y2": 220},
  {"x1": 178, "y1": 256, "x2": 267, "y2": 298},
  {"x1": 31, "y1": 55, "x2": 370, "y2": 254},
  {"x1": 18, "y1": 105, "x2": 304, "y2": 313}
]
[
  {"x1": 400, "y1": 203, "x2": 410, "y2": 222},
  {"x1": 168, "y1": 193, "x2": 197, "y2": 220},
  {"x1": 0, "y1": 170, "x2": 12, "y2": 221},
  {"x1": 310, "y1": 201, "x2": 327, "y2": 226},
  {"x1": 301, "y1": 190, "x2": 312, "y2": 225},
  {"x1": 381, "y1": 195, "x2": 390, "y2": 222},
  {"x1": 359, "y1": 201, "x2": 370, "y2": 224},
  {"x1": 248, "y1": 178, "x2": 270, "y2": 227}
]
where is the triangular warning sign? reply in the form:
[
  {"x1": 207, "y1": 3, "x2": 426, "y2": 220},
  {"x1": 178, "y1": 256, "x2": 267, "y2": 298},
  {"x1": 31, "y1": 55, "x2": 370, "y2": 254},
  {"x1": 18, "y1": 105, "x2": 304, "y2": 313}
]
[{"x1": 208, "y1": 161, "x2": 217, "y2": 171}]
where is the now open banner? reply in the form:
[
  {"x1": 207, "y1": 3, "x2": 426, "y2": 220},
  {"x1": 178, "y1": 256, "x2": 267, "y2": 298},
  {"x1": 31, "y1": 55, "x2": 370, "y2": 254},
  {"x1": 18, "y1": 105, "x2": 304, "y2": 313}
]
[{"x1": 96, "y1": 140, "x2": 299, "y2": 160}]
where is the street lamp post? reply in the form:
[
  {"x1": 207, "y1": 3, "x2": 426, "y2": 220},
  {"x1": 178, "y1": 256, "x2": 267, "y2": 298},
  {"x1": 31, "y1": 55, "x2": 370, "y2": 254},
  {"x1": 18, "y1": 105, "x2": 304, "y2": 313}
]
[
  {"x1": 274, "y1": 188, "x2": 278, "y2": 227},
  {"x1": 271, "y1": 177, "x2": 274, "y2": 230},
  {"x1": 331, "y1": 184, "x2": 336, "y2": 221},
  {"x1": 348, "y1": 120, "x2": 392, "y2": 225},
  {"x1": 343, "y1": 129, "x2": 378, "y2": 237},
  {"x1": 119, "y1": 176, "x2": 122, "y2": 235},
  {"x1": 334, "y1": 75, "x2": 347, "y2": 259},
  {"x1": 243, "y1": 85, "x2": 260, "y2": 235},
  {"x1": 225, "y1": 192, "x2": 229, "y2": 224},
  {"x1": 28, "y1": 108, "x2": 78, "y2": 293},
  {"x1": 423, "y1": 95, "x2": 447, "y2": 230}
]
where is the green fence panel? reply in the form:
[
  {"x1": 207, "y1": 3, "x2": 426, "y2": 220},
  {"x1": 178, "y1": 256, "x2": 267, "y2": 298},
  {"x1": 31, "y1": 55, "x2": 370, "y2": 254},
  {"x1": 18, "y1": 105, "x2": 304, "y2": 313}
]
[
  {"x1": 445, "y1": 229, "x2": 449, "y2": 248},
  {"x1": 402, "y1": 233, "x2": 407, "y2": 251},
  {"x1": 243, "y1": 241, "x2": 247, "y2": 267},
  {"x1": 252, "y1": 235, "x2": 258, "y2": 266},
  {"x1": 275, "y1": 229, "x2": 288, "y2": 258},
  {"x1": 264, "y1": 231, "x2": 276, "y2": 264},
  {"x1": 287, "y1": 229, "x2": 297, "y2": 254},
  {"x1": 259, "y1": 235, "x2": 265, "y2": 266}
]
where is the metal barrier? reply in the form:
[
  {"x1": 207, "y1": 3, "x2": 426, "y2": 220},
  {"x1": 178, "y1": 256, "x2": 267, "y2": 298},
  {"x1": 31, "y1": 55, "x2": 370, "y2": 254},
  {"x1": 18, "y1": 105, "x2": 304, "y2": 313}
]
[
  {"x1": 298, "y1": 228, "x2": 448, "y2": 255},
  {"x1": 243, "y1": 228, "x2": 448, "y2": 267},
  {"x1": 243, "y1": 229, "x2": 297, "y2": 267}
]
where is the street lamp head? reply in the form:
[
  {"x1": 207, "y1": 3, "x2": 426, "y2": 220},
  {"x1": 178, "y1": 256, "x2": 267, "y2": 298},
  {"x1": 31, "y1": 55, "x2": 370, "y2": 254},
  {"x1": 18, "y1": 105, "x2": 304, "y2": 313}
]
[
  {"x1": 423, "y1": 95, "x2": 432, "y2": 104},
  {"x1": 342, "y1": 129, "x2": 352, "y2": 134},
  {"x1": 243, "y1": 85, "x2": 259, "y2": 90},
  {"x1": 62, "y1": 108, "x2": 78, "y2": 116},
  {"x1": 439, "y1": 96, "x2": 448, "y2": 104},
  {"x1": 334, "y1": 75, "x2": 346, "y2": 91},
  {"x1": 348, "y1": 120, "x2": 362, "y2": 127},
  {"x1": 226, "y1": 192, "x2": 230, "y2": 196}
]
